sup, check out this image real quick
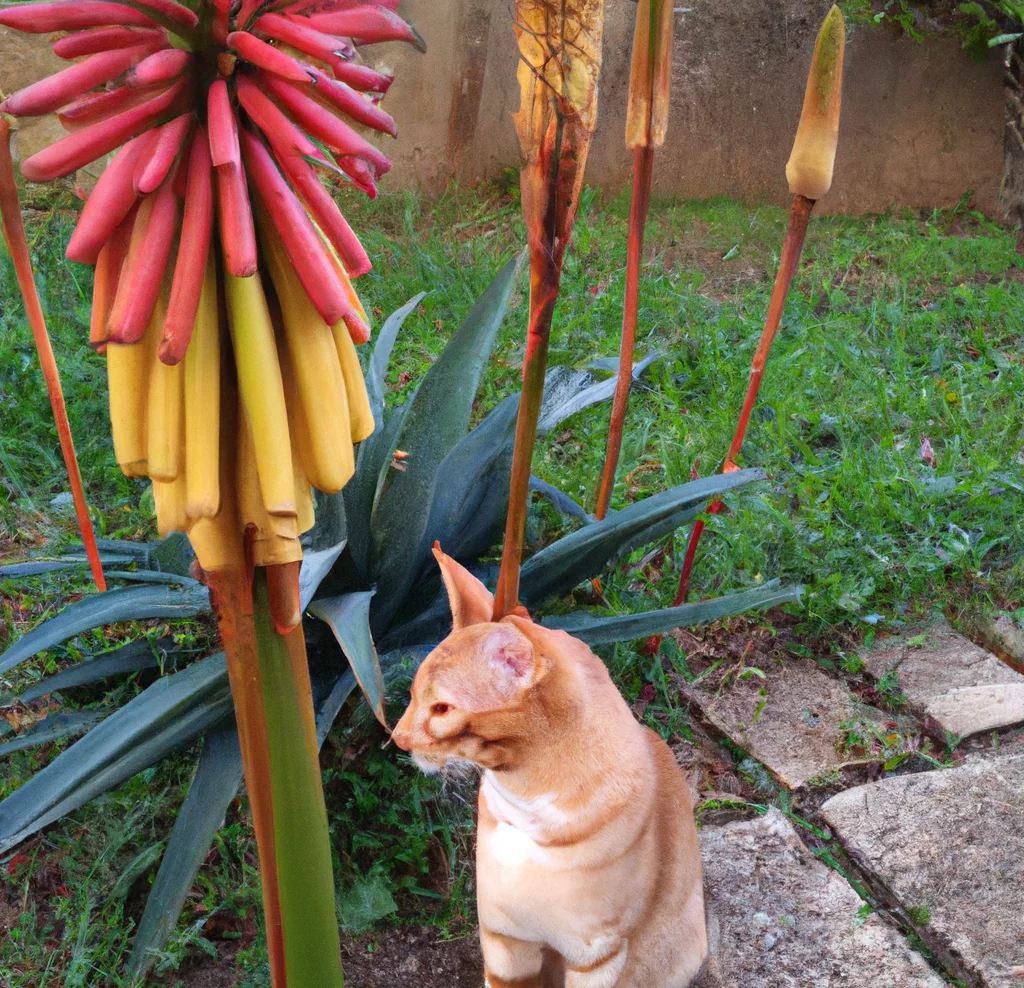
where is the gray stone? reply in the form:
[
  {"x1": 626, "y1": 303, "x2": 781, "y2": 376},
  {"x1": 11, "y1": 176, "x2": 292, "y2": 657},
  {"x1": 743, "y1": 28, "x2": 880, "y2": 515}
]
[
  {"x1": 48, "y1": 492, "x2": 74, "y2": 512},
  {"x1": 925, "y1": 684, "x2": 1024, "y2": 737},
  {"x1": 966, "y1": 613, "x2": 1024, "y2": 676},
  {"x1": 863, "y1": 622, "x2": 1024, "y2": 738},
  {"x1": 821, "y1": 755, "x2": 1024, "y2": 987},
  {"x1": 687, "y1": 660, "x2": 883, "y2": 789},
  {"x1": 694, "y1": 809, "x2": 946, "y2": 988}
]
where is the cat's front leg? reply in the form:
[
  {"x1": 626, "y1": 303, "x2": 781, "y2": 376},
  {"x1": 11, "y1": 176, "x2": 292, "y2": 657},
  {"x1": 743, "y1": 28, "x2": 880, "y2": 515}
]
[
  {"x1": 481, "y1": 926, "x2": 547, "y2": 988},
  {"x1": 563, "y1": 938, "x2": 628, "y2": 988}
]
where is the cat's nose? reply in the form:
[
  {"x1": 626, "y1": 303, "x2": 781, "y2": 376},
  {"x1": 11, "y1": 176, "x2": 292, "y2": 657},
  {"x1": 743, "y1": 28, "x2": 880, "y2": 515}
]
[
  {"x1": 391, "y1": 721, "x2": 413, "y2": 751},
  {"x1": 392, "y1": 706, "x2": 417, "y2": 748}
]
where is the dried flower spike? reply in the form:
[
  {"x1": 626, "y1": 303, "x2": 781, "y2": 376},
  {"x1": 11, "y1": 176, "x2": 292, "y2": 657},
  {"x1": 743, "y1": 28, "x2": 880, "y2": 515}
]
[
  {"x1": 495, "y1": 0, "x2": 605, "y2": 618},
  {"x1": 786, "y1": 3, "x2": 845, "y2": 200}
]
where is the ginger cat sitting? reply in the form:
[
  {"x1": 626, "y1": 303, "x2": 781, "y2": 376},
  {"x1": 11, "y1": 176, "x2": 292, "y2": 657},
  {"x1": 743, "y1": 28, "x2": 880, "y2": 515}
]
[{"x1": 393, "y1": 546, "x2": 708, "y2": 988}]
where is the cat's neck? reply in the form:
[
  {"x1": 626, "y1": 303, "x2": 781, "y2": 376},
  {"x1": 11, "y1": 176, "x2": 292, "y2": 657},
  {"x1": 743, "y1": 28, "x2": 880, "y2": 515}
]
[{"x1": 480, "y1": 657, "x2": 651, "y2": 841}]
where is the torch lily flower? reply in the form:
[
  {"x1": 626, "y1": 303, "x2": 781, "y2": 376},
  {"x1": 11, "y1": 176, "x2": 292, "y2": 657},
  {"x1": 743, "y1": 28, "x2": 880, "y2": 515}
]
[{"x1": 0, "y1": 1, "x2": 424, "y2": 982}]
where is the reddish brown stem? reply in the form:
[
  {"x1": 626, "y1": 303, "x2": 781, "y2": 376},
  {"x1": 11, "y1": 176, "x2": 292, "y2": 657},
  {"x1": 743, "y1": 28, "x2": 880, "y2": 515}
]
[
  {"x1": 595, "y1": 144, "x2": 655, "y2": 520},
  {"x1": 0, "y1": 119, "x2": 106, "y2": 593},
  {"x1": 493, "y1": 110, "x2": 569, "y2": 620},
  {"x1": 493, "y1": 251, "x2": 560, "y2": 619},
  {"x1": 671, "y1": 193, "x2": 815, "y2": 607}
]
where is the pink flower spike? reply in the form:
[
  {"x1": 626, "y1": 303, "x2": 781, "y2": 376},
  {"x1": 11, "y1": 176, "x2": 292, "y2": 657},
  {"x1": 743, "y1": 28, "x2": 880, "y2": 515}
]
[
  {"x1": 207, "y1": 78, "x2": 241, "y2": 168},
  {"x1": 240, "y1": 128, "x2": 351, "y2": 326},
  {"x1": 227, "y1": 31, "x2": 312, "y2": 83}
]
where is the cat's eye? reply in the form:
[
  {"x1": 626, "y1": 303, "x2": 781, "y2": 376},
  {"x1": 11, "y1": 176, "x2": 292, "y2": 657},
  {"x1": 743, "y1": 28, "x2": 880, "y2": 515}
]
[{"x1": 430, "y1": 703, "x2": 451, "y2": 716}]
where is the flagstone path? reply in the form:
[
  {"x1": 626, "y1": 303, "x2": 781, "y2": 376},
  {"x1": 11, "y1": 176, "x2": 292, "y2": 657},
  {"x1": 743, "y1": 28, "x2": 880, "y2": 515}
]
[{"x1": 686, "y1": 618, "x2": 1024, "y2": 988}]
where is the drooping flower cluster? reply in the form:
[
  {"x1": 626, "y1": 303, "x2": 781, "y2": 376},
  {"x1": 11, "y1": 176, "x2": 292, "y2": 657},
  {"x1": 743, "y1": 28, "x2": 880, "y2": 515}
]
[{"x1": 0, "y1": 0, "x2": 424, "y2": 594}]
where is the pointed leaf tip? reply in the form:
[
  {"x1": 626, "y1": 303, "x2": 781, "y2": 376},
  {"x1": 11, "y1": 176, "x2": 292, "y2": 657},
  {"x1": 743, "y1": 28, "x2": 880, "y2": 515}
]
[{"x1": 786, "y1": 4, "x2": 845, "y2": 200}]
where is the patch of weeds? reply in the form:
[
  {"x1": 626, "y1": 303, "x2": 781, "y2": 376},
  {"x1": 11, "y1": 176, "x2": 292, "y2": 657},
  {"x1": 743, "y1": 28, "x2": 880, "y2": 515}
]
[
  {"x1": 659, "y1": 637, "x2": 694, "y2": 682},
  {"x1": 0, "y1": 756, "x2": 205, "y2": 986},
  {"x1": 875, "y1": 669, "x2": 908, "y2": 711},
  {"x1": 736, "y1": 756, "x2": 780, "y2": 798},
  {"x1": 837, "y1": 714, "x2": 933, "y2": 772},
  {"x1": 336, "y1": 872, "x2": 399, "y2": 934},
  {"x1": 838, "y1": 650, "x2": 866, "y2": 675},
  {"x1": 322, "y1": 724, "x2": 476, "y2": 931},
  {"x1": 906, "y1": 903, "x2": 932, "y2": 926},
  {"x1": 600, "y1": 642, "x2": 695, "y2": 742}
]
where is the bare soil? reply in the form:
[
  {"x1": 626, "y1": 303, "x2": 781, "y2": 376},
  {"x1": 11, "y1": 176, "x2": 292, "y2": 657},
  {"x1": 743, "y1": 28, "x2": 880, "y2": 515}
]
[{"x1": 171, "y1": 926, "x2": 482, "y2": 988}]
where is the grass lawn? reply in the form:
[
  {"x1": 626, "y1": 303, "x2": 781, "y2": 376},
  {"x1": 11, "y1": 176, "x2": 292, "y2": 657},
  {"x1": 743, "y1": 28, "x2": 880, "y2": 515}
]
[{"x1": 1, "y1": 179, "x2": 1023, "y2": 985}]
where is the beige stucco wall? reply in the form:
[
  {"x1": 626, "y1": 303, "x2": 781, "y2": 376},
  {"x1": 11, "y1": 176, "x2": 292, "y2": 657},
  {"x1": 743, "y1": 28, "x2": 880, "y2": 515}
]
[
  {"x1": 380, "y1": 0, "x2": 1006, "y2": 215},
  {"x1": 1, "y1": 0, "x2": 1006, "y2": 214}
]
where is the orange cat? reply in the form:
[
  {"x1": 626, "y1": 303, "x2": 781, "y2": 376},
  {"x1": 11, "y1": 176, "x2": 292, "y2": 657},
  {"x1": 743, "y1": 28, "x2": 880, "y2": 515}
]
[{"x1": 393, "y1": 546, "x2": 708, "y2": 987}]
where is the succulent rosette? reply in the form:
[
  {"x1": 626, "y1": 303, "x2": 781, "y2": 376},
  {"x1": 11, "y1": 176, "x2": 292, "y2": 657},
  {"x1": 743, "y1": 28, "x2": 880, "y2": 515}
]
[{"x1": 0, "y1": 0, "x2": 424, "y2": 601}]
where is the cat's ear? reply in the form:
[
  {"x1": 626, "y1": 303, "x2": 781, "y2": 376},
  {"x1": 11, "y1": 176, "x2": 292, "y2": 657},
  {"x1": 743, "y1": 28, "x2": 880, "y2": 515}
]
[
  {"x1": 433, "y1": 541, "x2": 494, "y2": 629},
  {"x1": 481, "y1": 623, "x2": 538, "y2": 693}
]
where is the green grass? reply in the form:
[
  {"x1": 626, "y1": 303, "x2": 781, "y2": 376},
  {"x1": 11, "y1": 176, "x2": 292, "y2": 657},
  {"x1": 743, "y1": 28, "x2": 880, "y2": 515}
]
[{"x1": 2, "y1": 180, "x2": 1024, "y2": 983}]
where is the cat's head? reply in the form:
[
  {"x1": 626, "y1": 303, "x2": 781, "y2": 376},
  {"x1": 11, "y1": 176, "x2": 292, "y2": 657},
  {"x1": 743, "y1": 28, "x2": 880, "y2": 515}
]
[{"x1": 391, "y1": 544, "x2": 554, "y2": 775}]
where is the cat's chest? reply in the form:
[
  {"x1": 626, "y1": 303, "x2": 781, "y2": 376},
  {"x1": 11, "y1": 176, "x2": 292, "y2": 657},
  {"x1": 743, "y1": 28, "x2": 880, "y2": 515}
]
[{"x1": 480, "y1": 775, "x2": 570, "y2": 839}]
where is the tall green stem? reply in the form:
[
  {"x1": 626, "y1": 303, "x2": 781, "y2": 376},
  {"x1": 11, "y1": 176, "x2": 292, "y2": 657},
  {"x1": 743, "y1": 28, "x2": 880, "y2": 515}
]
[
  {"x1": 252, "y1": 568, "x2": 344, "y2": 986},
  {"x1": 494, "y1": 113, "x2": 566, "y2": 619},
  {"x1": 493, "y1": 253, "x2": 560, "y2": 618},
  {"x1": 209, "y1": 567, "x2": 344, "y2": 987}
]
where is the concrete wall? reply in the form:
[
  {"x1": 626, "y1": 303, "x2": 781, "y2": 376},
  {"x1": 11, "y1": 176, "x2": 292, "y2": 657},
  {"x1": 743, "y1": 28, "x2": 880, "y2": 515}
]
[
  {"x1": 1, "y1": 0, "x2": 1007, "y2": 214},
  {"x1": 381, "y1": 0, "x2": 1006, "y2": 215},
  {"x1": 1, "y1": 28, "x2": 67, "y2": 168}
]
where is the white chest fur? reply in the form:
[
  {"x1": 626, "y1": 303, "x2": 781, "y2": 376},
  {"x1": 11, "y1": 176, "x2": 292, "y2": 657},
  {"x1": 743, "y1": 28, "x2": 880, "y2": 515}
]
[{"x1": 481, "y1": 773, "x2": 570, "y2": 836}]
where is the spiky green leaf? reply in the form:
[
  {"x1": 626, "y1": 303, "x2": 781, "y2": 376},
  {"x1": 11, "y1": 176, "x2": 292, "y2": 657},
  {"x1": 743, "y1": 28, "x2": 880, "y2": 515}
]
[
  {"x1": 128, "y1": 722, "x2": 243, "y2": 978},
  {"x1": 0, "y1": 710, "x2": 107, "y2": 757},
  {"x1": 0, "y1": 554, "x2": 137, "y2": 579},
  {"x1": 543, "y1": 582, "x2": 804, "y2": 643},
  {"x1": 519, "y1": 470, "x2": 764, "y2": 607},
  {"x1": 368, "y1": 254, "x2": 524, "y2": 626},
  {"x1": 425, "y1": 394, "x2": 519, "y2": 563},
  {"x1": 536, "y1": 353, "x2": 660, "y2": 434},
  {"x1": 8, "y1": 636, "x2": 176, "y2": 706},
  {"x1": 308, "y1": 592, "x2": 385, "y2": 726},
  {"x1": 300, "y1": 542, "x2": 347, "y2": 611},
  {"x1": 0, "y1": 654, "x2": 230, "y2": 854},
  {"x1": 0, "y1": 583, "x2": 211, "y2": 677}
]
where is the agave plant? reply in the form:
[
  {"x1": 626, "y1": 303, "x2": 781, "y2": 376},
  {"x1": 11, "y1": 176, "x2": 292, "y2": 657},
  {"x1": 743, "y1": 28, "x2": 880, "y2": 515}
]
[{"x1": 0, "y1": 260, "x2": 799, "y2": 975}]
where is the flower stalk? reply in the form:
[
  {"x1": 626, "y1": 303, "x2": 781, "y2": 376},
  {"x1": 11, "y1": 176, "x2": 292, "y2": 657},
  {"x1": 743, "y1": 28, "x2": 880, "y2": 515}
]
[
  {"x1": 595, "y1": 0, "x2": 673, "y2": 520},
  {"x1": 0, "y1": 118, "x2": 106, "y2": 593},
  {"x1": 494, "y1": 0, "x2": 605, "y2": 619},
  {"x1": 207, "y1": 564, "x2": 344, "y2": 986},
  {"x1": 668, "y1": 4, "x2": 845, "y2": 610}
]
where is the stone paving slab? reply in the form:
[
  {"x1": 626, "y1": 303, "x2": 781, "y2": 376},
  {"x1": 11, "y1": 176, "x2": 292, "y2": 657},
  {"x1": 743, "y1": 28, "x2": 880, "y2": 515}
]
[
  {"x1": 965, "y1": 613, "x2": 1024, "y2": 676},
  {"x1": 926, "y1": 684, "x2": 1024, "y2": 737},
  {"x1": 862, "y1": 622, "x2": 1024, "y2": 738},
  {"x1": 685, "y1": 660, "x2": 893, "y2": 789},
  {"x1": 694, "y1": 809, "x2": 946, "y2": 988},
  {"x1": 821, "y1": 755, "x2": 1024, "y2": 988}
]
